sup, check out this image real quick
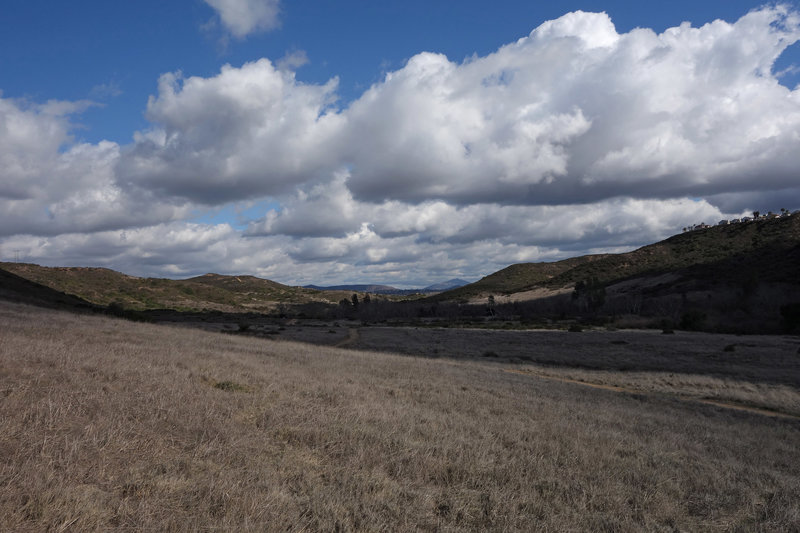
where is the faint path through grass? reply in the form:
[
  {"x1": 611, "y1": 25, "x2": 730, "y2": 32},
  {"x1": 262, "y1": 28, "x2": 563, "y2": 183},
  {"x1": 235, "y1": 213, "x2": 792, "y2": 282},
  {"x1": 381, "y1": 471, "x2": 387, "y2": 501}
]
[
  {"x1": 335, "y1": 327, "x2": 360, "y2": 348},
  {"x1": 504, "y1": 368, "x2": 800, "y2": 420}
]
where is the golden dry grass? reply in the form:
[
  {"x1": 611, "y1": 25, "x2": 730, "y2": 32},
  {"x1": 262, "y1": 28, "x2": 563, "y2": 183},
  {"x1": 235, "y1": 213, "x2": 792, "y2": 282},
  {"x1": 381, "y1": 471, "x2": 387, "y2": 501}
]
[
  {"x1": 1, "y1": 300, "x2": 799, "y2": 531},
  {"x1": 507, "y1": 366, "x2": 800, "y2": 418}
]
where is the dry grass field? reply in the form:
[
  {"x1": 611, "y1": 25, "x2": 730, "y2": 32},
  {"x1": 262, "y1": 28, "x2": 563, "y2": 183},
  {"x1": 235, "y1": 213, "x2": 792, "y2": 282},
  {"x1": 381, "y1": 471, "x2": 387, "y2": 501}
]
[
  {"x1": 321, "y1": 325, "x2": 800, "y2": 418},
  {"x1": 1, "y1": 300, "x2": 799, "y2": 531}
]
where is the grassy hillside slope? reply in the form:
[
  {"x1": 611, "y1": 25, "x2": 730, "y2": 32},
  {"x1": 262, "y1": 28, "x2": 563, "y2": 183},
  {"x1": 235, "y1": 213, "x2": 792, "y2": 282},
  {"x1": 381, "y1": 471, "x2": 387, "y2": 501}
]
[
  {"x1": 433, "y1": 255, "x2": 610, "y2": 301},
  {"x1": 0, "y1": 264, "x2": 348, "y2": 312},
  {"x1": 1, "y1": 300, "x2": 799, "y2": 531},
  {"x1": 0, "y1": 267, "x2": 99, "y2": 311},
  {"x1": 547, "y1": 214, "x2": 800, "y2": 288},
  {"x1": 438, "y1": 215, "x2": 800, "y2": 301}
]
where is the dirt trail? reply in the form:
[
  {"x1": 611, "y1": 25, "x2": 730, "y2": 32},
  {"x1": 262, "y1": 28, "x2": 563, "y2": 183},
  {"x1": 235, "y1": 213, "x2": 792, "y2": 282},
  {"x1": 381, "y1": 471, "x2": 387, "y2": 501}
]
[
  {"x1": 335, "y1": 328, "x2": 360, "y2": 348},
  {"x1": 504, "y1": 368, "x2": 800, "y2": 420}
]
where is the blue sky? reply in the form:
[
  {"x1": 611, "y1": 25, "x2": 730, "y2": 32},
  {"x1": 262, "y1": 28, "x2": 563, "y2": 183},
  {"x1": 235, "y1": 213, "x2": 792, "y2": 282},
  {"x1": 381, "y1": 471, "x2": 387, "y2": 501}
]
[
  {"x1": 1, "y1": 1, "x2": 800, "y2": 286},
  {"x1": 4, "y1": 0, "x2": 797, "y2": 144}
]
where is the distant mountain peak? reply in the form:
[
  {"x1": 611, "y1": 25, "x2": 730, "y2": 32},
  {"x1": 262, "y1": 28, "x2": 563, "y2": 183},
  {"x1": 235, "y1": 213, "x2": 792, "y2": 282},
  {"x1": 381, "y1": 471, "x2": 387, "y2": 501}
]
[
  {"x1": 303, "y1": 279, "x2": 472, "y2": 294},
  {"x1": 423, "y1": 279, "x2": 471, "y2": 291}
]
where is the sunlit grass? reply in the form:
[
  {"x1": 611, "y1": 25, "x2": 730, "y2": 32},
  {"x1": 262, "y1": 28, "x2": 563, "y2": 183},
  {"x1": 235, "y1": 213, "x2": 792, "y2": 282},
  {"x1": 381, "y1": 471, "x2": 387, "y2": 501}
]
[{"x1": 1, "y1": 301, "x2": 798, "y2": 531}]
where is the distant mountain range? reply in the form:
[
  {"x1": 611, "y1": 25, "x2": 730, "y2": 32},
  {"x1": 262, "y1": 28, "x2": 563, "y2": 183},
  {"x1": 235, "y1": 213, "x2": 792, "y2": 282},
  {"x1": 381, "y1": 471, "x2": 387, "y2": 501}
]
[
  {"x1": 304, "y1": 279, "x2": 471, "y2": 295},
  {"x1": 423, "y1": 279, "x2": 472, "y2": 291}
]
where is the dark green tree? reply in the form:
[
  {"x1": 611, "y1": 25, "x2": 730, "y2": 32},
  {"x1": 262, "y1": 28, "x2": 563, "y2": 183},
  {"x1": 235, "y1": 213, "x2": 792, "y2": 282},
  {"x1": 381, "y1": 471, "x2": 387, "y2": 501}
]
[{"x1": 572, "y1": 277, "x2": 606, "y2": 312}]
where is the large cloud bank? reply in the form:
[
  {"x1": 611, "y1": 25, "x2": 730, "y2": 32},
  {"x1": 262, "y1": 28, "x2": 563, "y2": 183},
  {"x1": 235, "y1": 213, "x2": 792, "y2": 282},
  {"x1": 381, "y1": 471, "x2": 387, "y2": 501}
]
[{"x1": 2, "y1": 7, "x2": 800, "y2": 284}]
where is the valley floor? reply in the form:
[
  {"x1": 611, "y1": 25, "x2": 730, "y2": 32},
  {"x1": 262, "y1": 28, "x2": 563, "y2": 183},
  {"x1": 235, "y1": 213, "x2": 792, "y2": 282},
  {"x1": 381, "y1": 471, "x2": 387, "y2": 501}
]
[{"x1": 1, "y1": 300, "x2": 798, "y2": 531}]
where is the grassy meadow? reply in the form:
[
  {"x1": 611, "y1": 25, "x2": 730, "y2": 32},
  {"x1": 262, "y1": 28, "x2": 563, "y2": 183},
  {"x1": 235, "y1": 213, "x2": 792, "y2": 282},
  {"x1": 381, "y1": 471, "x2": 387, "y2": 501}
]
[{"x1": 1, "y1": 300, "x2": 799, "y2": 531}]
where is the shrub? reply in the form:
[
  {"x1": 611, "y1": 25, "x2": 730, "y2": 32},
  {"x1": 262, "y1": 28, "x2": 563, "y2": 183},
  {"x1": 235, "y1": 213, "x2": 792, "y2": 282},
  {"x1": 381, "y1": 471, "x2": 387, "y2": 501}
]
[
  {"x1": 679, "y1": 310, "x2": 707, "y2": 331},
  {"x1": 106, "y1": 301, "x2": 126, "y2": 317},
  {"x1": 780, "y1": 303, "x2": 800, "y2": 333}
]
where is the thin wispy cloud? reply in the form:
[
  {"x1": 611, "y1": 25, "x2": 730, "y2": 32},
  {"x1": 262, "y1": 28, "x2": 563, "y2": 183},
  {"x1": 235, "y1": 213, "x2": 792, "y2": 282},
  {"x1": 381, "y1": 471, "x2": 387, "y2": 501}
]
[{"x1": 203, "y1": 0, "x2": 281, "y2": 38}]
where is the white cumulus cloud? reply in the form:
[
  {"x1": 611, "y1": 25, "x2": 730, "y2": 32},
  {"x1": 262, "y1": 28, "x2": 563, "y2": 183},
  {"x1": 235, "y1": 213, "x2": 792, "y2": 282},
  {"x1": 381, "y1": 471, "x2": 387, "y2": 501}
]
[
  {"x1": 119, "y1": 6, "x2": 800, "y2": 210},
  {"x1": 117, "y1": 59, "x2": 343, "y2": 204},
  {"x1": 0, "y1": 96, "x2": 186, "y2": 237},
  {"x1": 3, "y1": 7, "x2": 800, "y2": 286},
  {"x1": 342, "y1": 7, "x2": 800, "y2": 205}
]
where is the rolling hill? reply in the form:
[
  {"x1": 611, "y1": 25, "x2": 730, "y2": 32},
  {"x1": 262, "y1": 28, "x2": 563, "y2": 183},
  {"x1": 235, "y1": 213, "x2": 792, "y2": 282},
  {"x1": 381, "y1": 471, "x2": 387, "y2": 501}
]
[
  {"x1": 2, "y1": 215, "x2": 798, "y2": 327},
  {"x1": 435, "y1": 214, "x2": 800, "y2": 302},
  {"x1": 0, "y1": 267, "x2": 99, "y2": 311},
  {"x1": 0, "y1": 264, "x2": 352, "y2": 312},
  {"x1": 432, "y1": 255, "x2": 611, "y2": 302}
]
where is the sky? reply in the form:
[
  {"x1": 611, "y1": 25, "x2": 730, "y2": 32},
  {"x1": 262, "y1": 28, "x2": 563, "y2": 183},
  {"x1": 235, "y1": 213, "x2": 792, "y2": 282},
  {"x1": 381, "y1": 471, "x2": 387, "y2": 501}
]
[{"x1": 1, "y1": 0, "x2": 800, "y2": 287}]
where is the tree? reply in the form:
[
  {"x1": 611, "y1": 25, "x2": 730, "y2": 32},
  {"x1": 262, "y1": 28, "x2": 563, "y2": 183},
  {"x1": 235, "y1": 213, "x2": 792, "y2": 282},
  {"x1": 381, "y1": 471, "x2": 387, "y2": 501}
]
[
  {"x1": 572, "y1": 277, "x2": 606, "y2": 312},
  {"x1": 351, "y1": 293, "x2": 359, "y2": 308},
  {"x1": 753, "y1": 210, "x2": 760, "y2": 219},
  {"x1": 780, "y1": 303, "x2": 800, "y2": 333}
]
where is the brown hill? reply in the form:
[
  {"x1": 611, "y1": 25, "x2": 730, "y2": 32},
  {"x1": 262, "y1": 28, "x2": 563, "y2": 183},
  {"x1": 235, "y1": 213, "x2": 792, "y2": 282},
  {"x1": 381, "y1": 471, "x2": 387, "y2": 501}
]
[
  {"x1": 0, "y1": 267, "x2": 98, "y2": 311},
  {"x1": 431, "y1": 255, "x2": 610, "y2": 302},
  {"x1": 436, "y1": 214, "x2": 800, "y2": 302},
  {"x1": 0, "y1": 264, "x2": 348, "y2": 312}
]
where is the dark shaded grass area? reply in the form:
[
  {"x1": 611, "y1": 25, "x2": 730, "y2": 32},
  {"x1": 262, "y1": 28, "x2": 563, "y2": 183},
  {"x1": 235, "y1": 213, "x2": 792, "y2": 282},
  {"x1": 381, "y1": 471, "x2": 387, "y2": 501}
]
[{"x1": 338, "y1": 326, "x2": 800, "y2": 386}]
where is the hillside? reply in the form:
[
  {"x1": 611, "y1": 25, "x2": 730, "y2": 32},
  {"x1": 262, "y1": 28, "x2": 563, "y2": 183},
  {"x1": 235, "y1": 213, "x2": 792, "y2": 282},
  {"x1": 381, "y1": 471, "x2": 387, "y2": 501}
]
[
  {"x1": 546, "y1": 214, "x2": 800, "y2": 289},
  {"x1": 0, "y1": 264, "x2": 348, "y2": 312},
  {"x1": 433, "y1": 254, "x2": 611, "y2": 301},
  {"x1": 437, "y1": 215, "x2": 800, "y2": 302},
  {"x1": 0, "y1": 267, "x2": 99, "y2": 311},
  {"x1": 3, "y1": 215, "x2": 798, "y2": 325},
  {"x1": 2, "y1": 300, "x2": 799, "y2": 530}
]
